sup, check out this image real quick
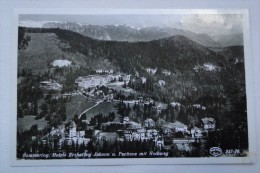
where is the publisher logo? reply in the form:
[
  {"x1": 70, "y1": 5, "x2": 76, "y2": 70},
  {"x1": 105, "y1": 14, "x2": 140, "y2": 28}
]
[{"x1": 209, "y1": 147, "x2": 222, "y2": 157}]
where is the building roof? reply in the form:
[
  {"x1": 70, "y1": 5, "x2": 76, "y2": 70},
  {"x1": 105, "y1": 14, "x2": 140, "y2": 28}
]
[
  {"x1": 96, "y1": 132, "x2": 119, "y2": 141},
  {"x1": 40, "y1": 81, "x2": 52, "y2": 84},
  {"x1": 144, "y1": 118, "x2": 155, "y2": 123},
  {"x1": 193, "y1": 104, "x2": 206, "y2": 110},
  {"x1": 147, "y1": 129, "x2": 158, "y2": 133},
  {"x1": 201, "y1": 117, "x2": 215, "y2": 124},
  {"x1": 123, "y1": 117, "x2": 130, "y2": 122},
  {"x1": 171, "y1": 102, "x2": 181, "y2": 107},
  {"x1": 163, "y1": 121, "x2": 187, "y2": 129},
  {"x1": 127, "y1": 121, "x2": 142, "y2": 130}
]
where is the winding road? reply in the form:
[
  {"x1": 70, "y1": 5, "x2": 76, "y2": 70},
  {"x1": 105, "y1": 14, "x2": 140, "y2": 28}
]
[
  {"x1": 78, "y1": 100, "x2": 102, "y2": 119},
  {"x1": 77, "y1": 90, "x2": 103, "y2": 119}
]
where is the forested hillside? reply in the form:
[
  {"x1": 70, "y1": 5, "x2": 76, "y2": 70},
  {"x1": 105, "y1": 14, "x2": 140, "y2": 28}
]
[{"x1": 18, "y1": 27, "x2": 248, "y2": 149}]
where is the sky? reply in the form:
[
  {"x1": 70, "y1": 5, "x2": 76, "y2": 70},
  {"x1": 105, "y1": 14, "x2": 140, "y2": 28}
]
[{"x1": 19, "y1": 14, "x2": 243, "y2": 36}]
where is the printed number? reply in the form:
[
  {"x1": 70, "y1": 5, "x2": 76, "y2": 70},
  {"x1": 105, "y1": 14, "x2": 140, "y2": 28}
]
[{"x1": 225, "y1": 149, "x2": 240, "y2": 154}]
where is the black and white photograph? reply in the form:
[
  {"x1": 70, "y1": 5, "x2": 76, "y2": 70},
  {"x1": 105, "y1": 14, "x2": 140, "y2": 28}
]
[{"x1": 15, "y1": 9, "x2": 253, "y2": 163}]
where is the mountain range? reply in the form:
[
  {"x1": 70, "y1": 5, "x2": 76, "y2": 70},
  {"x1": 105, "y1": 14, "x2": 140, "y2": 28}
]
[
  {"x1": 41, "y1": 22, "x2": 243, "y2": 47},
  {"x1": 18, "y1": 27, "x2": 227, "y2": 74}
]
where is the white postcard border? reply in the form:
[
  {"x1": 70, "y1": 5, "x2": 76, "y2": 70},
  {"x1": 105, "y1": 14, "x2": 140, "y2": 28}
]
[{"x1": 10, "y1": 8, "x2": 256, "y2": 166}]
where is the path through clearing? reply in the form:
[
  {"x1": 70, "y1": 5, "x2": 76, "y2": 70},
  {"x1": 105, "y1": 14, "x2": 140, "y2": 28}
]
[{"x1": 78, "y1": 100, "x2": 102, "y2": 119}]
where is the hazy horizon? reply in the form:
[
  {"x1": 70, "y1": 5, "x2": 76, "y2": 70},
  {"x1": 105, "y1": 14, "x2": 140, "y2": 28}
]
[{"x1": 19, "y1": 14, "x2": 243, "y2": 37}]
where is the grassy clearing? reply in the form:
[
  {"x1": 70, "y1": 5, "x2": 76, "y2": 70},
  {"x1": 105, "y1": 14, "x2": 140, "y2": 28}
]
[
  {"x1": 17, "y1": 116, "x2": 48, "y2": 132},
  {"x1": 18, "y1": 33, "x2": 63, "y2": 71},
  {"x1": 82, "y1": 102, "x2": 118, "y2": 120},
  {"x1": 66, "y1": 95, "x2": 96, "y2": 121}
]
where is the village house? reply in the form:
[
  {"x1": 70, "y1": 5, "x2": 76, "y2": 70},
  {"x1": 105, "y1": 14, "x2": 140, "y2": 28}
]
[
  {"x1": 158, "y1": 80, "x2": 166, "y2": 86},
  {"x1": 123, "y1": 128, "x2": 146, "y2": 141},
  {"x1": 122, "y1": 118, "x2": 147, "y2": 141},
  {"x1": 122, "y1": 74, "x2": 131, "y2": 82},
  {"x1": 50, "y1": 126, "x2": 65, "y2": 137},
  {"x1": 171, "y1": 102, "x2": 181, "y2": 108},
  {"x1": 43, "y1": 122, "x2": 90, "y2": 148},
  {"x1": 75, "y1": 73, "x2": 129, "y2": 89},
  {"x1": 156, "y1": 103, "x2": 167, "y2": 113},
  {"x1": 95, "y1": 132, "x2": 119, "y2": 143},
  {"x1": 48, "y1": 126, "x2": 66, "y2": 147},
  {"x1": 39, "y1": 80, "x2": 63, "y2": 91},
  {"x1": 162, "y1": 69, "x2": 171, "y2": 76},
  {"x1": 144, "y1": 118, "x2": 155, "y2": 129},
  {"x1": 155, "y1": 138, "x2": 164, "y2": 150},
  {"x1": 67, "y1": 121, "x2": 77, "y2": 138},
  {"x1": 131, "y1": 76, "x2": 143, "y2": 85},
  {"x1": 146, "y1": 68, "x2": 157, "y2": 75},
  {"x1": 136, "y1": 128, "x2": 146, "y2": 140},
  {"x1": 193, "y1": 104, "x2": 206, "y2": 110},
  {"x1": 126, "y1": 120, "x2": 142, "y2": 129},
  {"x1": 163, "y1": 128, "x2": 174, "y2": 136},
  {"x1": 146, "y1": 129, "x2": 159, "y2": 140},
  {"x1": 143, "y1": 98, "x2": 154, "y2": 105},
  {"x1": 162, "y1": 121, "x2": 188, "y2": 135},
  {"x1": 123, "y1": 117, "x2": 130, "y2": 124},
  {"x1": 106, "y1": 74, "x2": 123, "y2": 82},
  {"x1": 63, "y1": 121, "x2": 90, "y2": 145},
  {"x1": 104, "y1": 93, "x2": 114, "y2": 102},
  {"x1": 190, "y1": 127, "x2": 203, "y2": 138},
  {"x1": 201, "y1": 117, "x2": 216, "y2": 131},
  {"x1": 51, "y1": 93, "x2": 72, "y2": 100},
  {"x1": 141, "y1": 77, "x2": 147, "y2": 84},
  {"x1": 95, "y1": 69, "x2": 114, "y2": 74},
  {"x1": 75, "y1": 75, "x2": 110, "y2": 89},
  {"x1": 93, "y1": 130, "x2": 101, "y2": 137},
  {"x1": 121, "y1": 118, "x2": 161, "y2": 142},
  {"x1": 94, "y1": 90, "x2": 105, "y2": 99}
]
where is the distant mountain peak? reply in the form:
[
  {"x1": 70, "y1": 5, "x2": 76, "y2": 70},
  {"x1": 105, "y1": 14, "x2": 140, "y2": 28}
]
[{"x1": 40, "y1": 22, "x2": 221, "y2": 47}]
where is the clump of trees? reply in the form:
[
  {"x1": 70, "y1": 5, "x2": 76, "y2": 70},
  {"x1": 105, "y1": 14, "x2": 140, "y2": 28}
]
[
  {"x1": 89, "y1": 112, "x2": 116, "y2": 129},
  {"x1": 17, "y1": 69, "x2": 43, "y2": 118},
  {"x1": 18, "y1": 27, "x2": 31, "y2": 50}
]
